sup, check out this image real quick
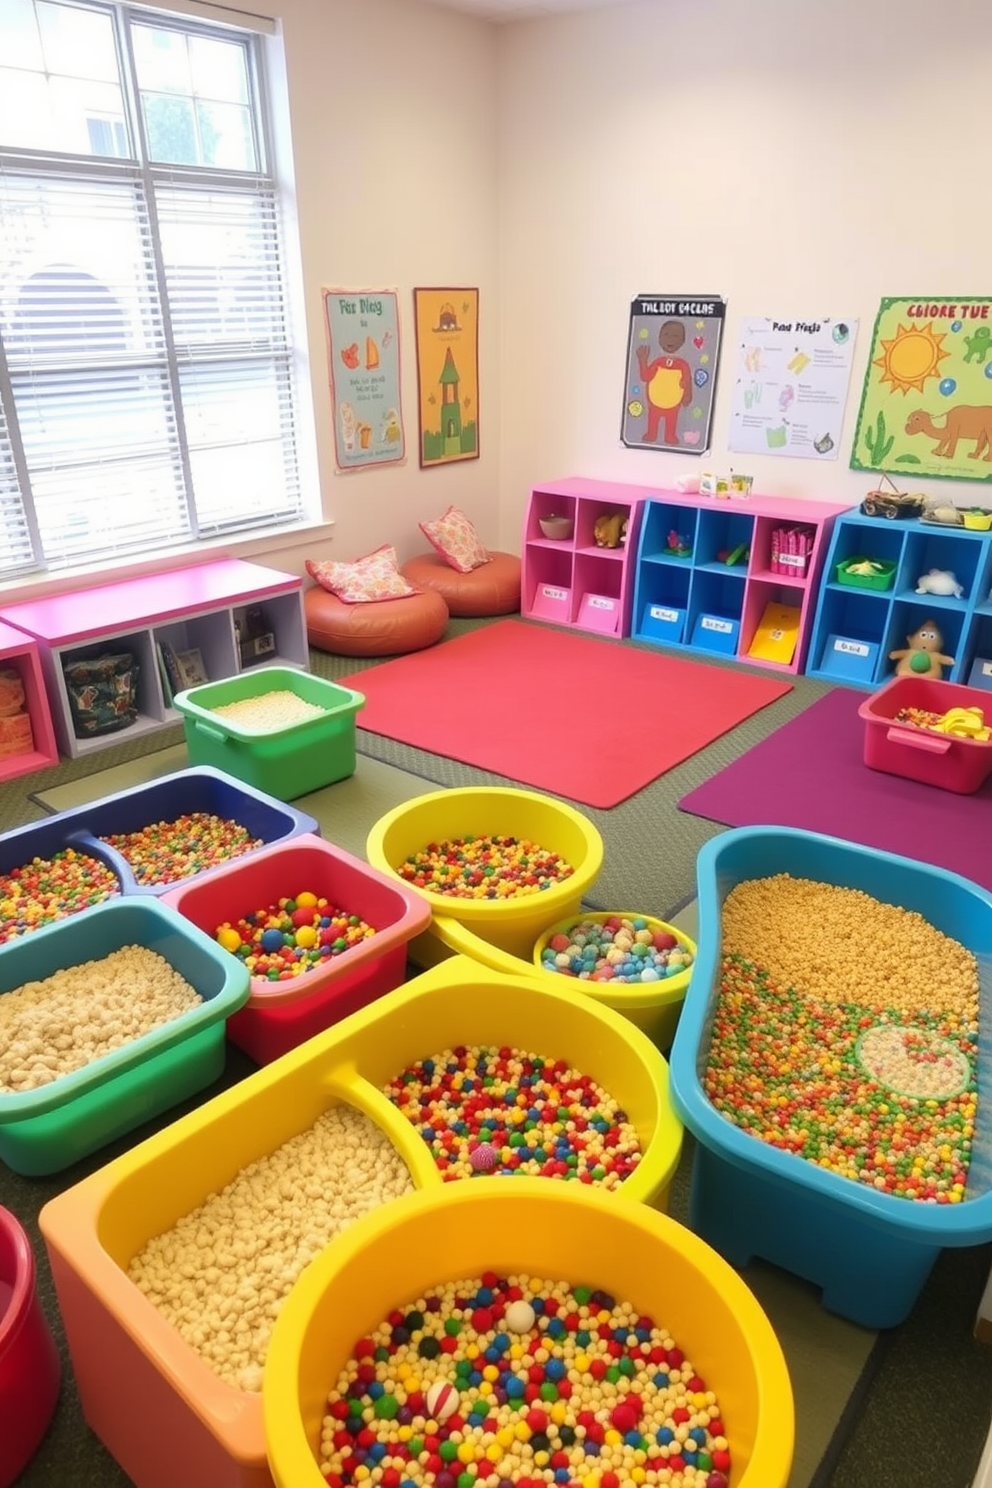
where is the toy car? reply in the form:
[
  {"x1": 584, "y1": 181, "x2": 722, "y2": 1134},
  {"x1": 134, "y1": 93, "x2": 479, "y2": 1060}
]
[{"x1": 860, "y1": 488, "x2": 926, "y2": 520}]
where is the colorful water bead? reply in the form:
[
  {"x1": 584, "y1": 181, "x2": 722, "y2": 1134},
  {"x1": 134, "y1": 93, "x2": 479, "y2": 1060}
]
[
  {"x1": 398, "y1": 836, "x2": 575, "y2": 900},
  {"x1": 704, "y1": 952, "x2": 976, "y2": 1202},
  {"x1": 540, "y1": 915, "x2": 692, "y2": 984},
  {"x1": 318, "y1": 1272, "x2": 732, "y2": 1488},
  {"x1": 102, "y1": 812, "x2": 263, "y2": 886},
  {"x1": 215, "y1": 889, "x2": 377, "y2": 981},
  {"x1": 0, "y1": 848, "x2": 119, "y2": 945},
  {"x1": 385, "y1": 1045, "x2": 642, "y2": 1187}
]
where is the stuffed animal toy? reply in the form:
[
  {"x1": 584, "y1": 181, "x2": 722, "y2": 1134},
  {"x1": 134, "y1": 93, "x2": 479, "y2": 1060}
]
[
  {"x1": 888, "y1": 618, "x2": 956, "y2": 679},
  {"x1": 594, "y1": 512, "x2": 625, "y2": 548}
]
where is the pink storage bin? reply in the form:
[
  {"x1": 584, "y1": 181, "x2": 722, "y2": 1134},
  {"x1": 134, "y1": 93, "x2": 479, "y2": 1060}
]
[
  {"x1": 161, "y1": 833, "x2": 431, "y2": 1063},
  {"x1": 859, "y1": 675, "x2": 992, "y2": 794},
  {"x1": 0, "y1": 1205, "x2": 61, "y2": 1486}
]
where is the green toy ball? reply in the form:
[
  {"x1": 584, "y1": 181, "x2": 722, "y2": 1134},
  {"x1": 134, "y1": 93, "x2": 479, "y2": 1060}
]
[{"x1": 910, "y1": 650, "x2": 931, "y2": 673}]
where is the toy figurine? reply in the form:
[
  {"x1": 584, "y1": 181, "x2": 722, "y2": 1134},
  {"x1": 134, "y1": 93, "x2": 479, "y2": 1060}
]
[
  {"x1": 915, "y1": 568, "x2": 964, "y2": 598},
  {"x1": 888, "y1": 618, "x2": 956, "y2": 679}
]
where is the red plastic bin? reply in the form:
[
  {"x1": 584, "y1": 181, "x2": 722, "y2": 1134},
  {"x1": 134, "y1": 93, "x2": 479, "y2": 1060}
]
[
  {"x1": 161, "y1": 833, "x2": 432, "y2": 1064},
  {"x1": 0, "y1": 1205, "x2": 61, "y2": 1487},
  {"x1": 859, "y1": 675, "x2": 992, "y2": 794}
]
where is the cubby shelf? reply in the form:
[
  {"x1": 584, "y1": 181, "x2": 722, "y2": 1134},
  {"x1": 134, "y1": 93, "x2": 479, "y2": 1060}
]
[
  {"x1": 0, "y1": 621, "x2": 60, "y2": 783},
  {"x1": 0, "y1": 558, "x2": 308, "y2": 761},
  {"x1": 630, "y1": 490, "x2": 853, "y2": 674},
  {"x1": 806, "y1": 512, "x2": 992, "y2": 691},
  {"x1": 521, "y1": 477, "x2": 650, "y2": 638}
]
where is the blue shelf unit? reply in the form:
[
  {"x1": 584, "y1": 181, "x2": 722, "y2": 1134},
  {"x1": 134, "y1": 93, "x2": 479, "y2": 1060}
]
[{"x1": 806, "y1": 511, "x2": 992, "y2": 692}]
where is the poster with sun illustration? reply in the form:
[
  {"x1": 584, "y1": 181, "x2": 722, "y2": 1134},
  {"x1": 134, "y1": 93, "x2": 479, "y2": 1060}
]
[
  {"x1": 413, "y1": 288, "x2": 479, "y2": 468},
  {"x1": 621, "y1": 294, "x2": 726, "y2": 453},
  {"x1": 851, "y1": 296, "x2": 992, "y2": 482}
]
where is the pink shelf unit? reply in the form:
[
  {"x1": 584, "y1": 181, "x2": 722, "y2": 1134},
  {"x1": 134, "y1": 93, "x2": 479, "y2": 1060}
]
[
  {"x1": 521, "y1": 477, "x2": 652, "y2": 638},
  {"x1": 631, "y1": 490, "x2": 854, "y2": 675},
  {"x1": 0, "y1": 559, "x2": 307, "y2": 760},
  {"x1": 0, "y1": 621, "x2": 60, "y2": 783}
]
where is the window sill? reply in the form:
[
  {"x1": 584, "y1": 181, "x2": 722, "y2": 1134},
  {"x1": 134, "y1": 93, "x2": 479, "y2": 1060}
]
[{"x1": 0, "y1": 519, "x2": 334, "y2": 605}]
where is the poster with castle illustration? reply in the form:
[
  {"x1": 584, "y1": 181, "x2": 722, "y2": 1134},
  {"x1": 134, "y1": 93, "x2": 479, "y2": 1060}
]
[
  {"x1": 851, "y1": 296, "x2": 992, "y2": 482},
  {"x1": 323, "y1": 287, "x2": 405, "y2": 472},
  {"x1": 413, "y1": 288, "x2": 479, "y2": 468}
]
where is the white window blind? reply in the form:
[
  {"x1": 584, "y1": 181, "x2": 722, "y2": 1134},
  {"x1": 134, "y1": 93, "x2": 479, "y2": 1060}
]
[{"x1": 0, "y1": 0, "x2": 305, "y2": 579}]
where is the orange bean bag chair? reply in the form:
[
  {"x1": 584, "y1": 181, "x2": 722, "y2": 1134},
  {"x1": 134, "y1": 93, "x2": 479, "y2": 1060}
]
[
  {"x1": 400, "y1": 550, "x2": 521, "y2": 618},
  {"x1": 305, "y1": 584, "x2": 449, "y2": 657}
]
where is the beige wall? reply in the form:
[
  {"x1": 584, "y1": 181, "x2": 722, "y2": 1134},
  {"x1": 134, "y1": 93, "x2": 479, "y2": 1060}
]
[{"x1": 495, "y1": 0, "x2": 992, "y2": 547}]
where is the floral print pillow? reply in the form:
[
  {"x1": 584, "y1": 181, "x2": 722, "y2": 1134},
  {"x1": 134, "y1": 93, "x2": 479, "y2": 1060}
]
[
  {"x1": 306, "y1": 545, "x2": 420, "y2": 604},
  {"x1": 419, "y1": 506, "x2": 491, "y2": 573}
]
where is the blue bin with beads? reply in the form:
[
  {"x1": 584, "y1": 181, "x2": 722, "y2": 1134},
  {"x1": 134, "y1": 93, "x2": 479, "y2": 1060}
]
[
  {"x1": 668, "y1": 825, "x2": 992, "y2": 1329},
  {"x1": 0, "y1": 767, "x2": 318, "y2": 940}
]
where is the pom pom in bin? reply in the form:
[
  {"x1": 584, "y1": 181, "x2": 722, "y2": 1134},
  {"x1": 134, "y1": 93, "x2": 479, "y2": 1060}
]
[
  {"x1": 0, "y1": 897, "x2": 250, "y2": 1176},
  {"x1": 262, "y1": 1181, "x2": 795, "y2": 1488},
  {"x1": 0, "y1": 1205, "x2": 61, "y2": 1488},
  {"x1": 668, "y1": 825, "x2": 992, "y2": 1329},
  {"x1": 172, "y1": 665, "x2": 365, "y2": 801},
  {"x1": 161, "y1": 833, "x2": 432, "y2": 1064},
  {"x1": 365, "y1": 787, "x2": 604, "y2": 963},
  {"x1": 38, "y1": 956, "x2": 681, "y2": 1488}
]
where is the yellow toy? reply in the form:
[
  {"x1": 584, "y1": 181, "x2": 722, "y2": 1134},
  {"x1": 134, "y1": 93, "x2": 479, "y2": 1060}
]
[
  {"x1": 888, "y1": 618, "x2": 956, "y2": 680},
  {"x1": 593, "y1": 512, "x2": 626, "y2": 548},
  {"x1": 931, "y1": 707, "x2": 990, "y2": 741}
]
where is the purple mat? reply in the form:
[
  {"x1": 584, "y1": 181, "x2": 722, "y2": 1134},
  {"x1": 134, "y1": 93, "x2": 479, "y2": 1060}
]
[{"x1": 678, "y1": 686, "x2": 992, "y2": 892}]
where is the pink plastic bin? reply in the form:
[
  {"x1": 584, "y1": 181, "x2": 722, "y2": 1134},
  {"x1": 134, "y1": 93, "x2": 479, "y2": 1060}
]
[
  {"x1": 161, "y1": 833, "x2": 431, "y2": 1064},
  {"x1": 0, "y1": 1205, "x2": 61, "y2": 1486},
  {"x1": 859, "y1": 675, "x2": 992, "y2": 794}
]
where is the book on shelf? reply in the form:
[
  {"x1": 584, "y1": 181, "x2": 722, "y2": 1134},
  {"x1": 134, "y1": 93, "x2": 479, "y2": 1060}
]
[
  {"x1": 156, "y1": 640, "x2": 179, "y2": 703},
  {"x1": 172, "y1": 647, "x2": 208, "y2": 691}
]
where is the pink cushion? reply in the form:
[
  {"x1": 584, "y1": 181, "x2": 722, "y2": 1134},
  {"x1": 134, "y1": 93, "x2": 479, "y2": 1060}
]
[
  {"x1": 400, "y1": 550, "x2": 521, "y2": 618},
  {"x1": 305, "y1": 584, "x2": 448, "y2": 657},
  {"x1": 419, "y1": 506, "x2": 491, "y2": 573},
  {"x1": 306, "y1": 544, "x2": 419, "y2": 603}
]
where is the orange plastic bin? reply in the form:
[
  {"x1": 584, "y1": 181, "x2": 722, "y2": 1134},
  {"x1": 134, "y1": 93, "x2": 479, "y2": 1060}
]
[{"x1": 859, "y1": 675, "x2": 992, "y2": 794}]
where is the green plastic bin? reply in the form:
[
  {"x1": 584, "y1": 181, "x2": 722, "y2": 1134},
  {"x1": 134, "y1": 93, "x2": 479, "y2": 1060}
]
[
  {"x1": 835, "y1": 557, "x2": 897, "y2": 591},
  {"x1": 172, "y1": 666, "x2": 365, "y2": 801}
]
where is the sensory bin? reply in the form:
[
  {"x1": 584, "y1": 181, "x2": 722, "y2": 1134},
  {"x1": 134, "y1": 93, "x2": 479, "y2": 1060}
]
[
  {"x1": 39, "y1": 956, "x2": 680, "y2": 1488},
  {"x1": 668, "y1": 824, "x2": 992, "y2": 1329},
  {"x1": 0, "y1": 897, "x2": 250, "y2": 1176},
  {"x1": 365, "y1": 788, "x2": 604, "y2": 964},
  {"x1": 0, "y1": 1204, "x2": 61, "y2": 1488},
  {"x1": 263, "y1": 1181, "x2": 794, "y2": 1488},
  {"x1": 0, "y1": 767, "x2": 318, "y2": 947},
  {"x1": 161, "y1": 833, "x2": 431, "y2": 1063}
]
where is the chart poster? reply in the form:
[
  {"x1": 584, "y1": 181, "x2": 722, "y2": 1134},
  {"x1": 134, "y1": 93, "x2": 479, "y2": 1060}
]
[
  {"x1": 621, "y1": 294, "x2": 725, "y2": 454},
  {"x1": 413, "y1": 287, "x2": 480, "y2": 468},
  {"x1": 322, "y1": 287, "x2": 405, "y2": 472},
  {"x1": 851, "y1": 296, "x2": 992, "y2": 482},
  {"x1": 728, "y1": 315, "x2": 858, "y2": 460}
]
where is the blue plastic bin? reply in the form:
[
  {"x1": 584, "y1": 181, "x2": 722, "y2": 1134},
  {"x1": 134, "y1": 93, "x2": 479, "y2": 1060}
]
[
  {"x1": 0, "y1": 766, "x2": 318, "y2": 912},
  {"x1": 668, "y1": 825, "x2": 992, "y2": 1329},
  {"x1": 0, "y1": 897, "x2": 250, "y2": 1175}
]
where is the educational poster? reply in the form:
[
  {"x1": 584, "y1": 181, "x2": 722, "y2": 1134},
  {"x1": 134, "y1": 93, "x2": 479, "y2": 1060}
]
[
  {"x1": 322, "y1": 287, "x2": 405, "y2": 473},
  {"x1": 413, "y1": 288, "x2": 479, "y2": 468},
  {"x1": 851, "y1": 296, "x2": 992, "y2": 482},
  {"x1": 621, "y1": 294, "x2": 725, "y2": 454},
  {"x1": 728, "y1": 316, "x2": 858, "y2": 459}
]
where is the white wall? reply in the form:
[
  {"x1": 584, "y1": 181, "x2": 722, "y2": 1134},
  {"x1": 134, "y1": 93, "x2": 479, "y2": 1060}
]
[{"x1": 494, "y1": 0, "x2": 992, "y2": 548}]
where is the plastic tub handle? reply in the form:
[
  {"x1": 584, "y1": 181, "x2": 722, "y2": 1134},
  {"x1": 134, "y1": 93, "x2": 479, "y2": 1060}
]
[
  {"x1": 885, "y1": 725, "x2": 953, "y2": 755},
  {"x1": 194, "y1": 718, "x2": 228, "y2": 742}
]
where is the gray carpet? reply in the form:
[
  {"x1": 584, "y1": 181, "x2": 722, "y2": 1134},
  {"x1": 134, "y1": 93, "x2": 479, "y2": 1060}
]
[{"x1": 2, "y1": 614, "x2": 992, "y2": 1488}]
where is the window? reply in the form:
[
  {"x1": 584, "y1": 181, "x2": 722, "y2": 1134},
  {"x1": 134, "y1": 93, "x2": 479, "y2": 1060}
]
[{"x1": 0, "y1": 0, "x2": 307, "y2": 578}]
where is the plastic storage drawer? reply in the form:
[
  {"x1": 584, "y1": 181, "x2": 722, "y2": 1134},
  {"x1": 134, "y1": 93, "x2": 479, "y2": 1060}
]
[
  {"x1": 173, "y1": 666, "x2": 364, "y2": 800},
  {"x1": 859, "y1": 675, "x2": 992, "y2": 794}
]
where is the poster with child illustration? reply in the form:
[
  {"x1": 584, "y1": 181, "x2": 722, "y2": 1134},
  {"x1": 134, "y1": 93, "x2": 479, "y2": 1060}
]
[
  {"x1": 323, "y1": 287, "x2": 405, "y2": 472},
  {"x1": 851, "y1": 296, "x2": 992, "y2": 482},
  {"x1": 621, "y1": 294, "x2": 726, "y2": 454}
]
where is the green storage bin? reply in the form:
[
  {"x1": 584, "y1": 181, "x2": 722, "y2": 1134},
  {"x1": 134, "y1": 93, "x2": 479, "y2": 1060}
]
[
  {"x1": 172, "y1": 666, "x2": 364, "y2": 801},
  {"x1": 835, "y1": 557, "x2": 897, "y2": 591}
]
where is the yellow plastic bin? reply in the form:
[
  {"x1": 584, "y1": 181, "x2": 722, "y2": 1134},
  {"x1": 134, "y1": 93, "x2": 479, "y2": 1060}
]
[
  {"x1": 38, "y1": 956, "x2": 680, "y2": 1488},
  {"x1": 263, "y1": 1181, "x2": 795, "y2": 1488},
  {"x1": 365, "y1": 787, "x2": 604, "y2": 964}
]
